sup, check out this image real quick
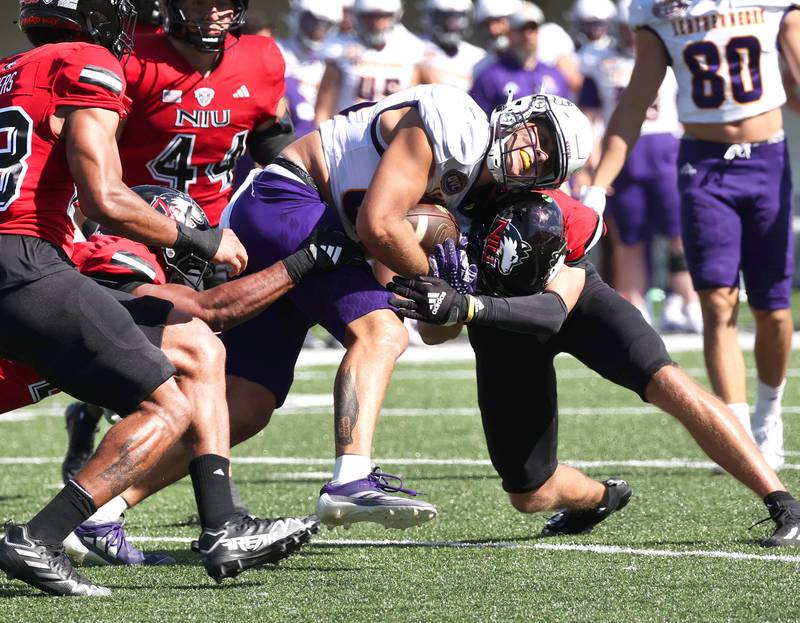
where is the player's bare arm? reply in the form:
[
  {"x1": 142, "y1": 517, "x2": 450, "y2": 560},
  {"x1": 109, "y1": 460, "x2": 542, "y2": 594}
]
[
  {"x1": 314, "y1": 62, "x2": 342, "y2": 126},
  {"x1": 355, "y1": 108, "x2": 434, "y2": 277},
  {"x1": 59, "y1": 106, "x2": 248, "y2": 275},
  {"x1": 780, "y1": 9, "x2": 800, "y2": 86},
  {"x1": 591, "y1": 28, "x2": 667, "y2": 190},
  {"x1": 130, "y1": 265, "x2": 294, "y2": 332},
  {"x1": 129, "y1": 227, "x2": 362, "y2": 332}
]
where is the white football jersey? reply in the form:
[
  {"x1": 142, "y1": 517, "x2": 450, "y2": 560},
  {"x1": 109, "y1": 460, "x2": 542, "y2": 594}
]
[
  {"x1": 331, "y1": 27, "x2": 427, "y2": 113},
  {"x1": 419, "y1": 37, "x2": 486, "y2": 92},
  {"x1": 320, "y1": 84, "x2": 490, "y2": 239},
  {"x1": 585, "y1": 47, "x2": 681, "y2": 136},
  {"x1": 630, "y1": 0, "x2": 795, "y2": 123}
]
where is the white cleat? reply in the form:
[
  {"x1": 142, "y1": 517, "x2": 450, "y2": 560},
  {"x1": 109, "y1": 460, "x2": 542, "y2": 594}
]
[{"x1": 316, "y1": 468, "x2": 438, "y2": 529}]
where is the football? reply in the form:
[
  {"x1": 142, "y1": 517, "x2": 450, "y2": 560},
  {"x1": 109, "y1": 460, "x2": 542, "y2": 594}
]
[{"x1": 405, "y1": 203, "x2": 460, "y2": 254}]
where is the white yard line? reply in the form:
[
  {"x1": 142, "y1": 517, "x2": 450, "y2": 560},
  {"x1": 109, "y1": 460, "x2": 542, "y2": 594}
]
[
  {"x1": 122, "y1": 536, "x2": 800, "y2": 564},
  {"x1": 3, "y1": 456, "x2": 800, "y2": 470},
  {"x1": 6, "y1": 402, "x2": 800, "y2": 421}
]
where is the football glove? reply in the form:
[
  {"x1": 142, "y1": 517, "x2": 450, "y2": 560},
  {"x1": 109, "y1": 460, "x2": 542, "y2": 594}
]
[
  {"x1": 579, "y1": 185, "x2": 607, "y2": 216},
  {"x1": 428, "y1": 236, "x2": 477, "y2": 295},
  {"x1": 282, "y1": 229, "x2": 365, "y2": 283},
  {"x1": 389, "y1": 276, "x2": 477, "y2": 326}
]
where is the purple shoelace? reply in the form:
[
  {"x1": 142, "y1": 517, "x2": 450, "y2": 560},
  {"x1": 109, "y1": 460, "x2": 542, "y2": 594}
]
[{"x1": 367, "y1": 468, "x2": 420, "y2": 496}]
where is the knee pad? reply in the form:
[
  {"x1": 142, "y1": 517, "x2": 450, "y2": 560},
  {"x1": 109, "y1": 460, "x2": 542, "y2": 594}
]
[{"x1": 668, "y1": 250, "x2": 688, "y2": 274}]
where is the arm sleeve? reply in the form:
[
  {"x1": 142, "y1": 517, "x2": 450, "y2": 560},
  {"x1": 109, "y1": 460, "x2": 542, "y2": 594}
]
[
  {"x1": 52, "y1": 45, "x2": 129, "y2": 116},
  {"x1": 471, "y1": 291, "x2": 568, "y2": 337}
]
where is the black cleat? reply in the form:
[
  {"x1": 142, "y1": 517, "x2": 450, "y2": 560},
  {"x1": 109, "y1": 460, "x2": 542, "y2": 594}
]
[
  {"x1": 760, "y1": 497, "x2": 800, "y2": 547},
  {"x1": 541, "y1": 478, "x2": 633, "y2": 536},
  {"x1": 0, "y1": 522, "x2": 110, "y2": 596},
  {"x1": 193, "y1": 514, "x2": 319, "y2": 583},
  {"x1": 62, "y1": 402, "x2": 100, "y2": 484}
]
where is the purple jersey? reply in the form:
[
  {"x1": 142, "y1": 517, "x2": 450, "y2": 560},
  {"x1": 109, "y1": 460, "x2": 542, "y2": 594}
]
[{"x1": 469, "y1": 53, "x2": 571, "y2": 116}]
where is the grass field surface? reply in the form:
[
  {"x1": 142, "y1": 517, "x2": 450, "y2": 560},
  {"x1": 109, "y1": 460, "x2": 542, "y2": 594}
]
[{"x1": 1, "y1": 346, "x2": 799, "y2": 622}]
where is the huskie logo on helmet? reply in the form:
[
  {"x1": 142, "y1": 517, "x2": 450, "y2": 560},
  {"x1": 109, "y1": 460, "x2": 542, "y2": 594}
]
[
  {"x1": 474, "y1": 191, "x2": 568, "y2": 296},
  {"x1": 481, "y1": 217, "x2": 531, "y2": 276},
  {"x1": 132, "y1": 185, "x2": 215, "y2": 289},
  {"x1": 485, "y1": 92, "x2": 593, "y2": 190}
]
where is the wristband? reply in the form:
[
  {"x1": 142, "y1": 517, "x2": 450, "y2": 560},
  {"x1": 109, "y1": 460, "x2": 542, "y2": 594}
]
[
  {"x1": 281, "y1": 248, "x2": 314, "y2": 283},
  {"x1": 173, "y1": 222, "x2": 223, "y2": 262},
  {"x1": 465, "y1": 295, "x2": 476, "y2": 323}
]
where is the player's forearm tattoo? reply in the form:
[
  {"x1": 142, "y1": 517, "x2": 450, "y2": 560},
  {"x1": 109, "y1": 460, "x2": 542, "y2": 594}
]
[{"x1": 334, "y1": 367, "x2": 358, "y2": 446}]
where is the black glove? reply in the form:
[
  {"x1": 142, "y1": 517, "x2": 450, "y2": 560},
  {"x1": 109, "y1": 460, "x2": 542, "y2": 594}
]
[
  {"x1": 282, "y1": 228, "x2": 365, "y2": 283},
  {"x1": 388, "y1": 276, "x2": 476, "y2": 326}
]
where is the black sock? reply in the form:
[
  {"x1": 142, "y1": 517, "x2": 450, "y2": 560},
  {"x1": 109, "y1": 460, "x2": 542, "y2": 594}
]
[
  {"x1": 27, "y1": 481, "x2": 97, "y2": 545},
  {"x1": 189, "y1": 455, "x2": 236, "y2": 529},
  {"x1": 764, "y1": 490, "x2": 796, "y2": 515}
]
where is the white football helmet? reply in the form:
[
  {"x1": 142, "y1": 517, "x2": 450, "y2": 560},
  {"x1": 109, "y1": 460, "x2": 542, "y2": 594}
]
[
  {"x1": 486, "y1": 94, "x2": 593, "y2": 190},
  {"x1": 290, "y1": 0, "x2": 342, "y2": 51},
  {"x1": 354, "y1": 0, "x2": 402, "y2": 48},
  {"x1": 421, "y1": 0, "x2": 473, "y2": 49},
  {"x1": 569, "y1": 0, "x2": 616, "y2": 46},
  {"x1": 474, "y1": 0, "x2": 523, "y2": 23}
]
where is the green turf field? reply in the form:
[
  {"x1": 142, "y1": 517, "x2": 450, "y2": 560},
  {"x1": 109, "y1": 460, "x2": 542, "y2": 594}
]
[{"x1": 1, "y1": 348, "x2": 799, "y2": 622}]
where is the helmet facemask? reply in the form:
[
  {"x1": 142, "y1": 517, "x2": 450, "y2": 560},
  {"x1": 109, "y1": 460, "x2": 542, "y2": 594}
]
[
  {"x1": 486, "y1": 98, "x2": 565, "y2": 190},
  {"x1": 159, "y1": 0, "x2": 247, "y2": 53}
]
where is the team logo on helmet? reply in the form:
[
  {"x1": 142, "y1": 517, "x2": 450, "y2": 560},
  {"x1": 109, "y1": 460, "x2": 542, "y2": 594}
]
[
  {"x1": 441, "y1": 169, "x2": 468, "y2": 195},
  {"x1": 194, "y1": 87, "x2": 215, "y2": 107},
  {"x1": 481, "y1": 216, "x2": 531, "y2": 276}
]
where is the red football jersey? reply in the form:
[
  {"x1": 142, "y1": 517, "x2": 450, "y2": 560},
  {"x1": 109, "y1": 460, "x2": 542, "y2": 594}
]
[
  {"x1": 119, "y1": 33, "x2": 286, "y2": 225},
  {"x1": 0, "y1": 234, "x2": 165, "y2": 413},
  {"x1": 544, "y1": 189, "x2": 606, "y2": 263},
  {"x1": 0, "y1": 43, "x2": 129, "y2": 254}
]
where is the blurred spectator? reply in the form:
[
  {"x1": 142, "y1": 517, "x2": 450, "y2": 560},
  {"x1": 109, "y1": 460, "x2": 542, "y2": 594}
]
[
  {"x1": 280, "y1": 0, "x2": 343, "y2": 137},
  {"x1": 417, "y1": 0, "x2": 485, "y2": 91},
  {"x1": 314, "y1": 0, "x2": 425, "y2": 123},
  {"x1": 469, "y1": 4, "x2": 570, "y2": 116},
  {"x1": 579, "y1": 0, "x2": 700, "y2": 332},
  {"x1": 474, "y1": 0, "x2": 523, "y2": 53},
  {"x1": 340, "y1": 0, "x2": 355, "y2": 35},
  {"x1": 569, "y1": 0, "x2": 616, "y2": 75}
]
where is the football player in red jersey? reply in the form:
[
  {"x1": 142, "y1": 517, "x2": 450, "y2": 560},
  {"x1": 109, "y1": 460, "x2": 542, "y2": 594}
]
[
  {"x1": 118, "y1": 0, "x2": 294, "y2": 227},
  {"x1": 0, "y1": 185, "x2": 363, "y2": 567},
  {"x1": 389, "y1": 189, "x2": 800, "y2": 547},
  {"x1": 0, "y1": 0, "x2": 318, "y2": 597}
]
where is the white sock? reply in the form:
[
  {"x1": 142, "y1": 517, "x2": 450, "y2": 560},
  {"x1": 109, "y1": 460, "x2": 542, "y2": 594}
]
[
  {"x1": 755, "y1": 379, "x2": 786, "y2": 424},
  {"x1": 727, "y1": 402, "x2": 754, "y2": 440},
  {"x1": 86, "y1": 495, "x2": 129, "y2": 525},
  {"x1": 331, "y1": 454, "x2": 372, "y2": 484}
]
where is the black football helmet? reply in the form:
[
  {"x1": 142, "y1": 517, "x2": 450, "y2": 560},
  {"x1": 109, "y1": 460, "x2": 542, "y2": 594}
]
[
  {"x1": 133, "y1": 0, "x2": 161, "y2": 26},
  {"x1": 19, "y1": 0, "x2": 137, "y2": 61},
  {"x1": 158, "y1": 0, "x2": 248, "y2": 52},
  {"x1": 132, "y1": 185, "x2": 215, "y2": 289},
  {"x1": 471, "y1": 190, "x2": 567, "y2": 297}
]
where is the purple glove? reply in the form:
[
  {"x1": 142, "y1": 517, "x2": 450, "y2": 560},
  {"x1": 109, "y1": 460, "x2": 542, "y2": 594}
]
[{"x1": 428, "y1": 236, "x2": 477, "y2": 295}]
